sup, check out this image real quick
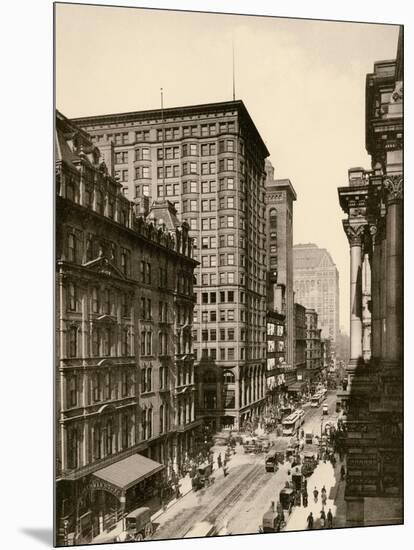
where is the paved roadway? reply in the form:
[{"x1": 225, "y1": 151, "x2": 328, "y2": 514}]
[{"x1": 151, "y1": 391, "x2": 338, "y2": 539}]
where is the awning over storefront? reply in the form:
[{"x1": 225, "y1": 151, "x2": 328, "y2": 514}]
[
  {"x1": 92, "y1": 454, "x2": 165, "y2": 493},
  {"x1": 287, "y1": 381, "x2": 307, "y2": 393}
]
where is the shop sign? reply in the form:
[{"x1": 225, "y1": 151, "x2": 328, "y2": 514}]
[{"x1": 89, "y1": 477, "x2": 123, "y2": 500}]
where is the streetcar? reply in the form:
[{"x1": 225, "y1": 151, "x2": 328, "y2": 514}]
[
  {"x1": 282, "y1": 411, "x2": 303, "y2": 436},
  {"x1": 310, "y1": 392, "x2": 324, "y2": 408}
]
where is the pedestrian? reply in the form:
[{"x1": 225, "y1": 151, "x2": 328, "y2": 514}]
[
  {"x1": 217, "y1": 453, "x2": 222, "y2": 469},
  {"x1": 307, "y1": 512, "x2": 314, "y2": 530},
  {"x1": 302, "y1": 491, "x2": 308, "y2": 507},
  {"x1": 340, "y1": 465, "x2": 346, "y2": 480},
  {"x1": 327, "y1": 509, "x2": 333, "y2": 528},
  {"x1": 320, "y1": 508, "x2": 326, "y2": 529},
  {"x1": 313, "y1": 487, "x2": 319, "y2": 502}
]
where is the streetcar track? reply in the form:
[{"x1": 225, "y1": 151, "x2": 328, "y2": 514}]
[{"x1": 203, "y1": 463, "x2": 264, "y2": 524}]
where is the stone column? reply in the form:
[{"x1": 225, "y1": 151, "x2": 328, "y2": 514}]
[
  {"x1": 241, "y1": 374, "x2": 245, "y2": 408},
  {"x1": 362, "y1": 250, "x2": 372, "y2": 362},
  {"x1": 383, "y1": 175, "x2": 403, "y2": 365},
  {"x1": 343, "y1": 222, "x2": 365, "y2": 374},
  {"x1": 370, "y1": 224, "x2": 382, "y2": 361}
]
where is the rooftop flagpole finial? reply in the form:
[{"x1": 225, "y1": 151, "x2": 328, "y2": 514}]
[
  {"x1": 232, "y1": 37, "x2": 236, "y2": 101},
  {"x1": 160, "y1": 87, "x2": 166, "y2": 199}
]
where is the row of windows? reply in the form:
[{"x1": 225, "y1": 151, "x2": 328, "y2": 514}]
[
  {"x1": 198, "y1": 328, "x2": 238, "y2": 342},
  {"x1": 66, "y1": 412, "x2": 134, "y2": 469},
  {"x1": 201, "y1": 290, "x2": 235, "y2": 304},
  {"x1": 116, "y1": 140, "x2": 238, "y2": 166},
  {"x1": 65, "y1": 369, "x2": 134, "y2": 409},
  {"x1": 200, "y1": 271, "x2": 236, "y2": 286},
  {"x1": 132, "y1": 175, "x2": 259, "y2": 202},
  {"x1": 66, "y1": 325, "x2": 131, "y2": 358},
  {"x1": 123, "y1": 158, "x2": 243, "y2": 182},
  {"x1": 66, "y1": 231, "x2": 130, "y2": 274}
]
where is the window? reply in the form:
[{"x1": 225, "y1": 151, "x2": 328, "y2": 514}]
[
  {"x1": 146, "y1": 332, "x2": 152, "y2": 355},
  {"x1": 122, "y1": 329, "x2": 130, "y2": 356},
  {"x1": 228, "y1": 310, "x2": 234, "y2": 321},
  {"x1": 227, "y1": 197, "x2": 234, "y2": 208},
  {"x1": 228, "y1": 291, "x2": 234, "y2": 302},
  {"x1": 68, "y1": 326, "x2": 77, "y2": 357},
  {"x1": 68, "y1": 233, "x2": 76, "y2": 262},
  {"x1": 210, "y1": 311, "x2": 217, "y2": 322},
  {"x1": 115, "y1": 151, "x2": 128, "y2": 164},
  {"x1": 190, "y1": 162, "x2": 197, "y2": 174},
  {"x1": 92, "y1": 287, "x2": 100, "y2": 313},
  {"x1": 67, "y1": 282, "x2": 77, "y2": 311},
  {"x1": 228, "y1": 235, "x2": 234, "y2": 246},
  {"x1": 121, "y1": 250, "x2": 129, "y2": 276},
  {"x1": 228, "y1": 253, "x2": 234, "y2": 266},
  {"x1": 228, "y1": 328, "x2": 235, "y2": 340},
  {"x1": 190, "y1": 219, "x2": 197, "y2": 230},
  {"x1": 228, "y1": 348, "x2": 235, "y2": 360},
  {"x1": 190, "y1": 200, "x2": 197, "y2": 212},
  {"x1": 227, "y1": 216, "x2": 234, "y2": 228}
]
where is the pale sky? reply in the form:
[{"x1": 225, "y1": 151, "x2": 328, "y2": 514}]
[{"x1": 55, "y1": 3, "x2": 400, "y2": 331}]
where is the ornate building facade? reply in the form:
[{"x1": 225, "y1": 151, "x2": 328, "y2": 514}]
[
  {"x1": 337, "y1": 27, "x2": 403, "y2": 526},
  {"x1": 56, "y1": 112, "x2": 198, "y2": 543},
  {"x1": 264, "y1": 160, "x2": 297, "y2": 392},
  {"x1": 71, "y1": 100, "x2": 269, "y2": 432}
]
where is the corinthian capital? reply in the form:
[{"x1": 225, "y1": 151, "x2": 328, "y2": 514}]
[
  {"x1": 343, "y1": 220, "x2": 366, "y2": 247},
  {"x1": 383, "y1": 175, "x2": 403, "y2": 204}
]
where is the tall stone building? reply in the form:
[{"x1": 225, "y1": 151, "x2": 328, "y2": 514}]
[
  {"x1": 293, "y1": 243, "x2": 340, "y2": 343},
  {"x1": 292, "y1": 302, "x2": 307, "y2": 393},
  {"x1": 72, "y1": 100, "x2": 270, "y2": 430},
  {"x1": 304, "y1": 309, "x2": 322, "y2": 384},
  {"x1": 264, "y1": 160, "x2": 297, "y2": 372},
  {"x1": 55, "y1": 112, "x2": 198, "y2": 543},
  {"x1": 337, "y1": 27, "x2": 403, "y2": 526}
]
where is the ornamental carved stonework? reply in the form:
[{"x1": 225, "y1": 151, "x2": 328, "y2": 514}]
[
  {"x1": 343, "y1": 221, "x2": 366, "y2": 246},
  {"x1": 383, "y1": 175, "x2": 403, "y2": 203}
]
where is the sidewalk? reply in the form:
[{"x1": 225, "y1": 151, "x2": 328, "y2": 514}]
[
  {"x1": 284, "y1": 458, "x2": 347, "y2": 532},
  {"x1": 92, "y1": 447, "x2": 229, "y2": 544}
]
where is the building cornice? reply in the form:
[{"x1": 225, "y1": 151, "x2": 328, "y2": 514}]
[{"x1": 70, "y1": 99, "x2": 270, "y2": 158}]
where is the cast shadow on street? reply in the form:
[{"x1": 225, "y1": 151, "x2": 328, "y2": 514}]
[{"x1": 20, "y1": 527, "x2": 53, "y2": 546}]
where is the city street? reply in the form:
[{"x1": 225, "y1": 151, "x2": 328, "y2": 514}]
[{"x1": 151, "y1": 392, "x2": 339, "y2": 539}]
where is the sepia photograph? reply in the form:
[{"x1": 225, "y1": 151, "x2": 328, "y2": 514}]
[{"x1": 53, "y1": 2, "x2": 403, "y2": 546}]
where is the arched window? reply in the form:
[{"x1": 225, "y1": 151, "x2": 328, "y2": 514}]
[{"x1": 223, "y1": 370, "x2": 235, "y2": 384}]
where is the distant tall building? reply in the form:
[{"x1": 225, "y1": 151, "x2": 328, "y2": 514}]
[
  {"x1": 293, "y1": 243, "x2": 339, "y2": 343},
  {"x1": 73, "y1": 100, "x2": 270, "y2": 430}
]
